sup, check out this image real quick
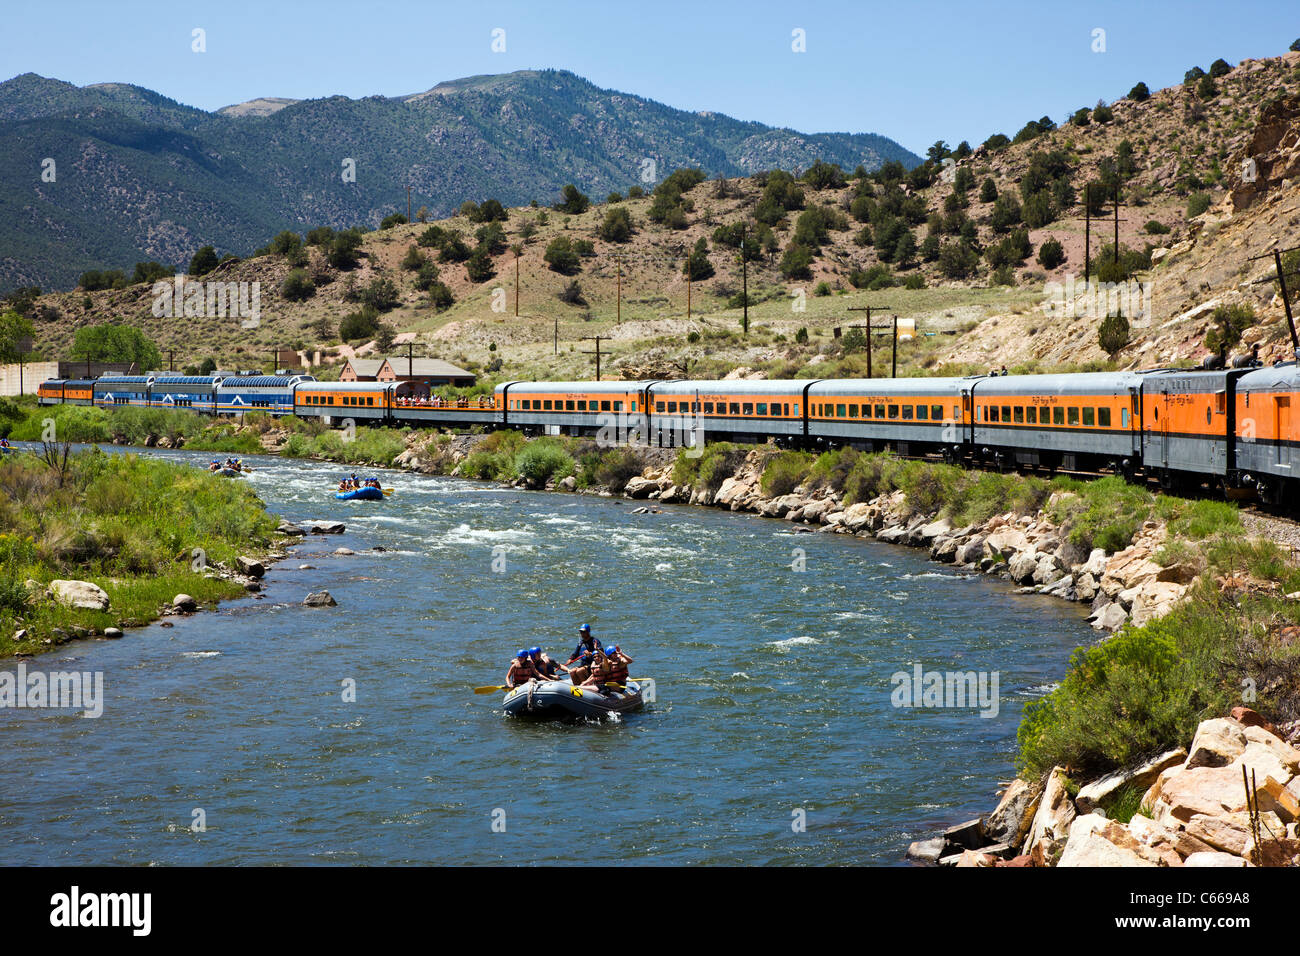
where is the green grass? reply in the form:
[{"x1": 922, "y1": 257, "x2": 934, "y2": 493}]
[{"x1": 0, "y1": 449, "x2": 278, "y2": 656}]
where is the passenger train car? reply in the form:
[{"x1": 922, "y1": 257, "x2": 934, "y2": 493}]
[{"x1": 36, "y1": 363, "x2": 1300, "y2": 503}]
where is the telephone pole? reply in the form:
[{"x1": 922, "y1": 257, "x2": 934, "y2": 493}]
[
  {"x1": 1248, "y1": 245, "x2": 1300, "y2": 360},
  {"x1": 581, "y1": 335, "x2": 605, "y2": 381},
  {"x1": 847, "y1": 305, "x2": 893, "y2": 378},
  {"x1": 514, "y1": 246, "x2": 520, "y2": 317},
  {"x1": 741, "y1": 223, "x2": 749, "y2": 336}
]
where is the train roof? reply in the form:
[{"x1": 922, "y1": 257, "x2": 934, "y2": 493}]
[
  {"x1": 1235, "y1": 363, "x2": 1300, "y2": 390},
  {"x1": 153, "y1": 375, "x2": 218, "y2": 386},
  {"x1": 969, "y1": 371, "x2": 1143, "y2": 396},
  {"x1": 807, "y1": 377, "x2": 973, "y2": 396},
  {"x1": 296, "y1": 380, "x2": 405, "y2": 392},
  {"x1": 96, "y1": 375, "x2": 154, "y2": 385},
  {"x1": 219, "y1": 375, "x2": 314, "y2": 387},
  {"x1": 497, "y1": 380, "x2": 648, "y2": 393}
]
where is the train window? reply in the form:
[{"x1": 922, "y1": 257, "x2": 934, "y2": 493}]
[
  {"x1": 730, "y1": 403, "x2": 740, "y2": 415},
  {"x1": 835, "y1": 404, "x2": 846, "y2": 418},
  {"x1": 614, "y1": 401, "x2": 623, "y2": 412},
  {"x1": 917, "y1": 405, "x2": 928, "y2": 420},
  {"x1": 744, "y1": 403, "x2": 754, "y2": 415},
  {"x1": 757, "y1": 403, "x2": 768, "y2": 415},
  {"x1": 875, "y1": 404, "x2": 886, "y2": 418},
  {"x1": 601, "y1": 401, "x2": 611, "y2": 412},
  {"x1": 953, "y1": 405, "x2": 959, "y2": 420},
  {"x1": 703, "y1": 402, "x2": 713, "y2": 414},
  {"x1": 1215, "y1": 392, "x2": 1227, "y2": 414},
  {"x1": 667, "y1": 402, "x2": 677, "y2": 413},
  {"x1": 1206, "y1": 406, "x2": 1211, "y2": 425},
  {"x1": 932, "y1": 405, "x2": 943, "y2": 420},
  {"x1": 630, "y1": 401, "x2": 637, "y2": 412},
  {"x1": 1121, "y1": 409, "x2": 1129, "y2": 428},
  {"x1": 575, "y1": 400, "x2": 585, "y2": 411},
  {"x1": 1013, "y1": 406, "x2": 1023, "y2": 423},
  {"x1": 368, "y1": 397, "x2": 375, "y2": 406},
  {"x1": 1083, "y1": 407, "x2": 1095, "y2": 427},
  {"x1": 565, "y1": 400, "x2": 575, "y2": 411},
  {"x1": 1029, "y1": 406, "x2": 1039, "y2": 424},
  {"x1": 988, "y1": 406, "x2": 999, "y2": 422},
  {"x1": 1053, "y1": 407, "x2": 1065, "y2": 425},
  {"x1": 1067, "y1": 407, "x2": 1080, "y2": 426},
  {"x1": 544, "y1": 400, "x2": 553, "y2": 410},
  {"x1": 847, "y1": 404, "x2": 857, "y2": 418},
  {"x1": 1099, "y1": 408, "x2": 1111, "y2": 427},
  {"x1": 888, "y1": 405, "x2": 899, "y2": 420},
  {"x1": 1001, "y1": 406, "x2": 1011, "y2": 422}
]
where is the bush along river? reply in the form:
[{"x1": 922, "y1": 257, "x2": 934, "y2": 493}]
[{"x1": 0, "y1": 445, "x2": 1096, "y2": 865}]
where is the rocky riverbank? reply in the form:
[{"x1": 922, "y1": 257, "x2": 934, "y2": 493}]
[{"x1": 910, "y1": 707, "x2": 1300, "y2": 867}]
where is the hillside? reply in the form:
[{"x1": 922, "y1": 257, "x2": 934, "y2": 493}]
[
  {"x1": 13, "y1": 52, "x2": 1300, "y2": 388},
  {"x1": 0, "y1": 68, "x2": 918, "y2": 293}
]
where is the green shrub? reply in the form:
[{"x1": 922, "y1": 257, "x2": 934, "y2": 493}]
[
  {"x1": 514, "y1": 440, "x2": 574, "y2": 487},
  {"x1": 761, "y1": 451, "x2": 814, "y2": 497}
]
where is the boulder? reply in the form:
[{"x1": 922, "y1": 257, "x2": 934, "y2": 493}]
[
  {"x1": 1079, "y1": 548, "x2": 1108, "y2": 578},
  {"x1": 559, "y1": 476, "x2": 577, "y2": 492},
  {"x1": 954, "y1": 535, "x2": 987, "y2": 567},
  {"x1": 1128, "y1": 813, "x2": 1215, "y2": 860},
  {"x1": 953, "y1": 849, "x2": 998, "y2": 867},
  {"x1": 236, "y1": 556, "x2": 265, "y2": 579},
  {"x1": 1183, "y1": 851, "x2": 1251, "y2": 867},
  {"x1": 875, "y1": 525, "x2": 910, "y2": 544},
  {"x1": 1056, "y1": 815, "x2": 1161, "y2": 867},
  {"x1": 1230, "y1": 706, "x2": 1278, "y2": 734},
  {"x1": 171, "y1": 594, "x2": 198, "y2": 612},
  {"x1": 659, "y1": 484, "x2": 686, "y2": 504},
  {"x1": 800, "y1": 498, "x2": 834, "y2": 524},
  {"x1": 1008, "y1": 551, "x2": 1040, "y2": 585},
  {"x1": 1184, "y1": 812, "x2": 1279, "y2": 858},
  {"x1": 1186, "y1": 717, "x2": 1248, "y2": 768},
  {"x1": 1074, "y1": 572, "x2": 1098, "y2": 603},
  {"x1": 1129, "y1": 581, "x2": 1188, "y2": 627},
  {"x1": 1257, "y1": 774, "x2": 1300, "y2": 822},
  {"x1": 984, "y1": 778, "x2": 1043, "y2": 848},
  {"x1": 1241, "y1": 725, "x2": 1300, "y2": 775},
  {"x1": 712, "y1": 477, "x2": 749, "y2": 508},
  {"x1": 840, "y1": 502, "x2": 876, "y2": 533},
  {"x1": 103, "y1": 627, "x2": 123, "y2": 639},
  {"x1": 1150, "y1": 764, "x2": 1251, "y2": 825},
  {"x1": 1075, "y1": 749, "x2": 1187, "y2": 814},
  {"x1": 308, "y1": 521, "x2": 345, "y2": 535},
  {"x1": 1236, "y1": 739, "x2": 1300, "y2": 785},
  {"x1": 277, "y1": 520, "x2": 306, "y2": 536},
  {"x1": 1099, "y1": 547, "x2": 1162, "y2": 597},
  {"x1": 917, "y1": 517, "x2": 953, "y2": 543},
  {"x1": 942, "y1": 818, "x2": 986, "y2": 851},
  {"x1": 1090, "y1": 602, "x2": 1128, "y2": 631},
  {"x1": 1032, "y1": 553, "x2": 1065, "y2": 585},
  {"x1": 49, "y1": 580, "x2": 110, "y2": 612},
  {"x1": 984, "y1": 527, "x2": 1028, "y2": 558},
  {"x1": 303, "y1": 590, "x2": 338, "y2": 607},
  {"x1": 1023, "y1": 768, "x2": 1076, "y2": 856},
  {"x1": 930, "y1": 535, "x2": 962, "y2": 563},
  {"x1": 905, "y1": 837, "x2": 946, "y2": 864},
  {"x1": 624, "y1": 476, "x2": 658, "y2": 499}
]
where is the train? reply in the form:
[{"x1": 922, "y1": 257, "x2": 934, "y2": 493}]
[{"x1": 36, "y1": 363, "x2": 1300, "y2": 503}]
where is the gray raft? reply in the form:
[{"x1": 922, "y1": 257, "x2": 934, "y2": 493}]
[{"x1": 502, "y1": 679, "x2": 644, "y2": 720}]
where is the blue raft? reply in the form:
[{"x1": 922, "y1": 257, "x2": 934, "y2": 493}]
[{"x1": 335, "y1": 486, "x2": 384, "y2": 501}]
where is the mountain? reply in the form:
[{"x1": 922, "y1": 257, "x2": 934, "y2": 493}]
[{"x1": 0, "y1": 69, "x2": 919, "y2": 293}]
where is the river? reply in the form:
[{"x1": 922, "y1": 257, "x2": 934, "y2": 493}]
[{"x1": 0, "y1": 446, "x2": 1095, "y2": 865}]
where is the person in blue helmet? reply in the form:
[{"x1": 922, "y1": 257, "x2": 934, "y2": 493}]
[
  {"x1": 506, "y1": 648, "x2": 543, "y2": 689},
  {"x1": 566, "y1": 624, "x2": 604, "y2": 685},
  {"x1": 528, "y1": 646, "x2": 562, "y2": 679},
  {"x1": 603, "y1": 643, "x2": 632, "y2": 687}
]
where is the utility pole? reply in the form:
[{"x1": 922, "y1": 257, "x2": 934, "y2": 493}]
[
  {"x1": 684, "y1": 244, "x2": 692, "y2": 320},
  {"x1": 554, "y1": 316, "x2": 559, "y2": 356},
  {"x1": 847, "y1": 305, "x2": 893, "y2": 378},
  {"x1": 168, "y1": 350, "x2": 174, "y2": 373},
  {"x1": 1249, "y1": 246, "x2": 1300, "y2": 360},
  {"x1": 514, "y1": 246, "x2": 520, "y2": 317},
  {"x1": 581, "y1": 335, "x2": 605, "y2": 381},
  {"x1": 1083, "y1": 184, "x2": 1092, "y2": 285},
  {"x1": 892, "y1": 315, "x2": 899, "y2": 378},
  {"x1": 616, "y1": 256, "x2": 622, "y2": 324},
  {"x1": 1113, "y1": 182, "x2": 1121, "y2": 268},
  {"x1": 741, "y1": 223, "x2": 749, "y2": 336}
]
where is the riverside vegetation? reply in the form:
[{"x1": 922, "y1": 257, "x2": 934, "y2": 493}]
[{"x1": 0, "y1": 445, "x2": 280, "y2": 657}]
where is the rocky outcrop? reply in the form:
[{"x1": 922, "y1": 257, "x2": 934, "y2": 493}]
[{"x1": 929, "y1": 710, "x2": 1300, "y2": 866}]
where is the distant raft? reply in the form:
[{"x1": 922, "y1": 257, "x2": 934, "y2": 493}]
[
  {"x1": 335, "y1": 486, "x2": 385, "y2": 501},
  {"x1": 502, "y1": 679, "x2": 645, "y2": 720}
]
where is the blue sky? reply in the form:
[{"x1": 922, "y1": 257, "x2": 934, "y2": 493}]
[{"x1": 2, "y1": 0, "x2": 1297, "y2": 156}]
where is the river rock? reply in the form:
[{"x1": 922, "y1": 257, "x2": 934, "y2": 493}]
[
  {"x1": 236, "y1": 556, "x2": 265, "y2": 579},
  {"x1": 49, "y1": 580, "x2": 110, "y2": 611},
  {"x1": 103, "y1": 627, "x2": 123, "y2": 639},
  {"x1": 1056, "y1": 815, "x2": 1163, "y2": 867},
  {"x1": 309, "y1": 521, "x2": 345, "y2": 535},
  {"x1": 1183, "y1": 851, "x2": 1251, "y2": 867},
  {"x1": 984, "y1": 778, "x2": 1043, "y2": 847},
  {"x1": 333, "y1": 547, "x2": 355, "y2": 556},
  {"x1": 1100, "y1": 547, "x2": 1162, "y2": 597},
  {"x1": 303, "y1": 590, "x2": 338, "y2": 607},
  {"x1": 905, "y1": 837, "x2": 946, "y2": 864},
  {"x1": 1079, "y1": 548, "x2": 1108, "y2": 578},
  {"x1": 1150, "y1": 764, "x2": 1252, "y2": 825},
  {"x1": 171, "y1": 593, "x2": 198, "y2": 612},
  {"x1": 954, "y1": 535, "x2": 987, "y2": 567},
  {"x1": 559, "y1": 476, "x2": 577, "y2": 492},
  {"x1": 1129, "y1": 581, "x2": 1188, "y2": 627},
  {"x1": 930, "y1": 534, "x2": 961, "y2": 562},
  {"x1": 1186, "y1": 717, "x2": 1248, "y2": 768},
  {"x1": 984, "y1": 527, "x2": 1028, "y2": 558},
  {"x1": 277, "y1": 520, "x2": 306, "y2": 536},
  {"x1": 1185, "y1": 813, "x2": 1255, "y2": 857},
  {"x1": 875, "y1": 525, "x2": 910, "y2": 544},
  {"x1": 1076, "y1": 749, "x2": 1187, "y2": 813},
  {"x1": 917, "y1": 517, "x2": 953, "y2": 543},
  {"x1": 1090, "y1": 601, "x2": 1128, "y2": 631},
  {"x1": 1033, "y1": 553, "x2": 1065, "y2": 585},
  {"x1": 623, "y1": 476, "x2": 657, "y2": 499},
  {"x1": 1074, "y1": 572, "x2": 1098, "y2": 603},
  {"x1": 1023, "y1": 767, "x2": 1076, "y2": 856},
  {"x1": 839, "y1": 502, "x2": 875, "y2": 533},
  {"x1": 1008, "y1": 551, "x2": 1040, "y2": 584}
]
